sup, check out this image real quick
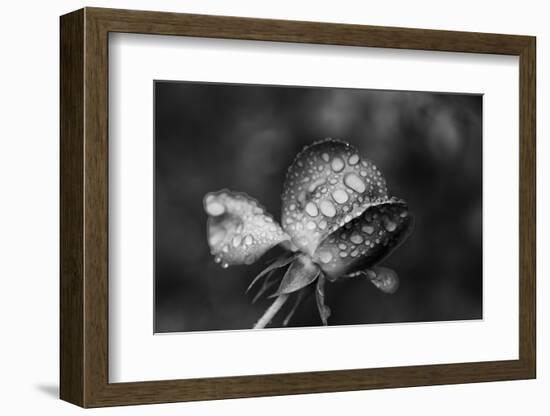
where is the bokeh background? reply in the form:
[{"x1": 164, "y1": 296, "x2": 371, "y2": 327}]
[{"x1": 154, "y1": 81, "x2": 482, "y2": 333}]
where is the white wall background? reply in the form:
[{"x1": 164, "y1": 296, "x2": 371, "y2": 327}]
[{"x1": 0, "y1": 0, "x2": 545, "y2": 414}]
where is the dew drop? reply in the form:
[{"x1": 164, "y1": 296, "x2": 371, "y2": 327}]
[
  {"x1": 321, "y1": 153, "x2": 330, "y2": 162},
  {"x1": 344, "y1": 214, "x2": 352, "y2": 223},
  {"x1": 305, "y1": 202, "x2": 319, "y2": 217},
  {"x1": 350, "y1": 249, "x2": 359, "y2": 257},
  {"x1": 348, "y1": 154, "x2": 360, "y2": 165},
  {"x1": 383, "y1": 217, "x2": 397, "y2": 232},
  {"x1": 319, "y1": 251, "x2": 333, "y2": 264},
  {"x1": 306, "y1": 221, "x2": 317, "y2": 230},
  {"x1": 222, "y1": 245, "x2": 229, "y2": 253},
  {"x1": 332, "y1": 189, "x2": 349, "y2": 204},
  {"x1": 205, "y1": 200, "x2": 225, "y2": 216},
  {"x1": 319, "y1": 199, "x2": 337, "y2": 217},
  {"x1": 350, "y1": 233, "x2": 364, "y2": 244},
  {"x1": 339, "y1": 251, "x2": 348, "y2": 258},
  {"x1": 232, "y1": 235, "x2": 242, "y2": 247},
  {"x1": 214, "y1": 255, "x2": 222, "y2": 263},
  {"x1": 244, "y1": 235, "x2": 253, "y2": 245},
  {"x1": 400, "y1": 211, "x2": 409, "y2": 218},
  {"x1": 331, "y1": 157, "x2": 345, "y2": 172},
  {"x1": 362, "y1": 225, "x2": 375, "y2": 235},
  {"x1": 221, "y1": 262, "x2": 229, "y2": 269},
  {"x1": 319, "y1": 220, "x2": 328, "y2": 230},
  {"x1": 338, "y1": 243, "x2": 347, "y2": 250},
  {"x1": 344, "y1": 173, "x2": 366, "y2": 193}
]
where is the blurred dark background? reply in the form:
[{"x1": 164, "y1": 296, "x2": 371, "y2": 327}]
[{"x1": 154, "y1": 81, "x2": 482, "y2": 333}]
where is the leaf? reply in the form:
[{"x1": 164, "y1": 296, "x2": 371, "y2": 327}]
[
  {"x1": 273, "y1": 255, "x2": 320, "y2": 296},
  {"x1": 204, "y1": 190, "x2": 289, "y2": 267},
  {"x1": 282, "y1": 289, "x2": 308, "y2": 326},
  {"x1": 315, "y1": 272, "x2": 331, "y2": 325},
  {"x1": 252, "y1": 271, "x2": 279, "y2": 304},
  {"x1": 246, "y1": 253, "x2": 298, "y2": 293},
  {"x1": 364, "y1": 266, "x2": 400, "y2": 294},
  {"x1": 280, "y1": 139, "x2": 389, "y2": 256},
  {"x1": 312, "y1": 199, "x2": 413, "y2": 280}
]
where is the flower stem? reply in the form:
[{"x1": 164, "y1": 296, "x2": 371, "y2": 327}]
[{"x1": 253, "y1": 294, "x2": 289, "y2": 329}]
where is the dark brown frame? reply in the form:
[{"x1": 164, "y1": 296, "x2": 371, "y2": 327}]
[{"x1": 60, "y1": 7, "x2": 536, "y2": 408}]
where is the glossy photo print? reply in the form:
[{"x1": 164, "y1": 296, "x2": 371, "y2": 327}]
[{"x1": 154, "y1": 81, "x2": 482, "y2": 333}]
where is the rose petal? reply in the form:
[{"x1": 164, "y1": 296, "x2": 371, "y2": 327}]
[
  {"x1": 281, "y1": 139, "x2": 388, "y2": 255},
  {"x1": 312, "y1": 199, "x2": 413, "y2": 280},
  {"x1": 204, "y1": 190, "x2": 289, "y2": 267}
]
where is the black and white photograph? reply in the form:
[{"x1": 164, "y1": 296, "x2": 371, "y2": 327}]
[{"x1": 154, "y1": 81, "x2": 482, "y2": 333}]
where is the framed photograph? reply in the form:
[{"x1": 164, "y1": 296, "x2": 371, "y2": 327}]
[{"x1": 60, "y1": 7, "x2": 536, "y2": 407}]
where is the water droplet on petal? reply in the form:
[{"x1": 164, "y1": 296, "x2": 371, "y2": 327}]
[
  {"x1": 319, "y1": 251, "x2": 333, "y2": 264},
  {"x1": 350, "y1": 233, "x2": 364, "y2": 244},
  {"x1": 205, "y1": 200, "x2": 225, "y2": 216},
  {"x1": 331, "y1": 157, "x2": 345, "y2": 172},
  {"x1": 305, "y1": 202, "x2": 319, "y2": 217},
  {"x1": 348, "y1": 154, "x2": 359, "y2": 165},
  {"x1": 344, "y1": 173, "x2": 366, "y2": 193},
  {"x1": 339, "y1": 251, "x2": 348, "y2": 258},
  {"x1": 362, "y1": 225, "x2": 375, "y2": 235},
  {"x1": 383, "y1": 217, "x2": 397, "y2": 232},
  {"x1": 244, "y1": 235, "x2": 253, "y2": 245},
  {"x1": 350, "y1": 249, "x2": 359, "y2": 257},
  {"x1": 338, "y1": 243, "x2": 347, "y2": 250},
  {"x1": 400, "y1": 211, "x2": 409, "y2": 218},
  {"x1": 232, "y1": 235, "x2": 242, "y2": 247},
  {"x1": 319, "y1": 199, "x2": 337, "y2": 217},
  {"x1": 321, "y1": 153, "x2": 330, "y2": 162},
  {"x1": 221, "y1": 262, "x2": 229, "y2": 269},
  {"x1": 319, "y1": 220, "x2": 328, "y2": 230},
  {"x1": 306, "y1": 221, "x2": 317, "y2": 230},
  {"x1": 214, "y1": 255, "x2": 222, "y2": 263},
  {"x1": 332, "y1": 189, "x2": 349, "y2": 204}
]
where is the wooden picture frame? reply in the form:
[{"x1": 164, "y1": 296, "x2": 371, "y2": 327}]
[{"x1": 60, "y1": 7, "x2": 536, "y2": 408}]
